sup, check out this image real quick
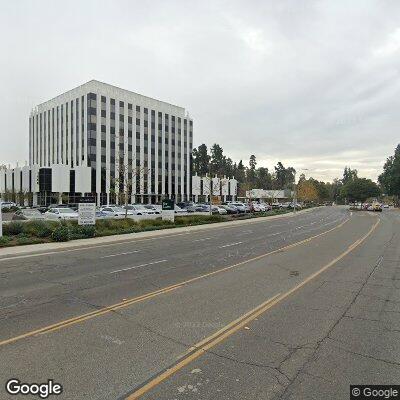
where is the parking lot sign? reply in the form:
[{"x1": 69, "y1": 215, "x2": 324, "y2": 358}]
[
  {"x1": 78, "y1": 203, "x2": 96, "y2": 225},
  {"x1": 162, "y1": 199, "x2": 174, "y2": 210}
]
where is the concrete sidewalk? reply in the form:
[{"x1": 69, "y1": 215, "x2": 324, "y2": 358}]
[{"x1": 0, "y1": 208, "x2": 318, "y2": 259}]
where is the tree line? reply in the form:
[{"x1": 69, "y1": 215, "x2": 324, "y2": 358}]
[
  {"x1": 192, "y1": 144, "x2": 296, "y2": 196},
  {"x1": 192, "y1": 143, "x2": 385, "y2": 203}
]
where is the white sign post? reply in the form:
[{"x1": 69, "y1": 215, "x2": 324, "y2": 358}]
[
  {"x1": 78, "y1": 203, "x2": 96, "y2": 226},
  {"x1": 0, "y1": 198, "x2": 2, "y2": 238}
]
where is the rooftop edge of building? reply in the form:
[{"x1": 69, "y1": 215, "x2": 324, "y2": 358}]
[{"x1": 32, "y1": 79, "x2": 191, "y2": 117}]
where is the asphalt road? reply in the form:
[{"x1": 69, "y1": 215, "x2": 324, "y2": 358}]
[{"x1": 0, "y1": 206, "x2": 398, "y2": 399}]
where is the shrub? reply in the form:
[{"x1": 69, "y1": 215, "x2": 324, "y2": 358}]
[
  {"x1": 0, "y1": 236, "x2": 11, "y2": 246},
  {"x1": 69, "y1": 224, "x2": 96, "y2": 239},
  {"x1": 3, "y1": 222, "x2": 24, "y2": 236},
  {"x1": 23, "y1": 220, "x2": 56, "y2": 238},
  {"x1": 16, "y1": 237, "x2": 44, "y2": 246},
  {"x1": 51, "y1": 225, "x2": 70, "y2": 242},
  {"x1": 175, "y1": 215, "x2": 224, "y2": 225}
]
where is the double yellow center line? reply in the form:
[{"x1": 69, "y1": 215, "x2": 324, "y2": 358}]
[
  {"x1": 126, "y1": 218, "x2": 380, "y2": 399},
  {"x1": 0, "y1": 217, "x2": 350, "y2": 348}
]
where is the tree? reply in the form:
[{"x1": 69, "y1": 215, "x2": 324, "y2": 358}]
[
  {"x1": 340, "y1": 178, "x2": 380, "y2": 203},
  {"x1": 297, "y1": 179, "x2": 319, "y2": 202},
  {"x1": 273, "y1": 162, "x2": 296, "y2": 189},
  {"x1": 114, "y1": 164, "x2": 150, "y2": 218},
  {"x1": 192, "y1": 144, "x2": 210, "y2": 176},
  {"x1": 236, "y1": 160, "x2": 246, "y2": 184},
  {"x1": 256, "y1": 167, "x2": 272, "y2": 189},
  {"x1": 378, "y1": 144, "x2": 400, "y2": 201},
  {"x1": 247, "y1": 155, "x2": 257, "y2": 187},
  {"x1": 342, "y1": 166, "x2": 358, "y2": 185},
  {"x1": 210, "y1": 144, "x2": 224, "y2": 175}
]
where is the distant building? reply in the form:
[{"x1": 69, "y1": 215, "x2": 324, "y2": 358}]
[
  {"x1": 245, "y1": 189, "x2": 293, "y2": 202},
  {"x1": 1, "y1": 80, "x2": 193, "y2": 205},
  {"x1": 191, "y1": 174, "x2": 237, "y2": 202}
]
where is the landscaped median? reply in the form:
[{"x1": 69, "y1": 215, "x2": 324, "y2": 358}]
[{"x1": 0, "y1": 208, "x2": 302, "y2": 248}]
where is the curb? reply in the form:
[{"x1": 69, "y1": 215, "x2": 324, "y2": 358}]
[{"x1": 0, "y1": 207, "x2": 318, "y2": 259}]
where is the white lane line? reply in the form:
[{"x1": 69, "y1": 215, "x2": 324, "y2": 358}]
[
  {"x1": 219, "y1": 242, "x2": 243, "y2": 248},
  {"x1": 194, "y1": 237, "x2": 213, "y2": 242},
  {"x1": 109, "y1": 259, "x2": 167, "y2": 274},
  {"x1": 267, "y1": 232, "x2": 283, "y2": 237},
  {"x1": 101, "y1": 250, "x2": 140, "y2": 259}
]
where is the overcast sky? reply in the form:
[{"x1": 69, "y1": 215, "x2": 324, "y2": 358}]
[{"x1": 1, "y1": 0, "x2": 399, "y2": 182}]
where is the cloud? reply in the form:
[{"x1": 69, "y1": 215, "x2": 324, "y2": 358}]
[{"x1": 0, "y1": 0, "x2": 399, "y2": 182}]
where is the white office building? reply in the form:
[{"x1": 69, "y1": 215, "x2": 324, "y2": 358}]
[{"x1": 26, "y1": 80, "x2": 193, "y2": 205}]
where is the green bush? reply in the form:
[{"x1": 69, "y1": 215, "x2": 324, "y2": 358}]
[
  {"x1": 23, "y1": 220, "x2": 56, "y2": 238},
  {"x1": 16, "y1": 237, "x2": 44, "y2": 246},
  {"x1": 3, "y1": 222, "x2": 24, "y2": 236},
  {"x1": 69, "y1": 224, "x2": 96, "y2": 239},
  {"x1": 175, "y1": 215, "x2": 224, "y2": 225},
  {"x1": 51, "y1": 225, "x2": 70, "y2": 242},
  {"x1": 0, "y1": 236, "x2": 11, "y2": 246}
]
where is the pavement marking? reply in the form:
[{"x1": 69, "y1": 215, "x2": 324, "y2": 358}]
[
  {"x1": 109, "y1": 260, "x2": 167, "y2": 274},
  {"x1": 125, "y1": 217, "x2": 380, "y2": 399},
  {"x1": 101, "y1": 250, "x2": 140, "y2": 259},
  {"x1": 0, "y1": 208, "x2": 321, "y2": 262},
  {"x1": 267, "y1": 232, "x2": 283, "y2": 237},
  {"x1": 193, "y1": 237, "x2": 213, "y2": 242},
  {"x1": 0, "y1": 215, "x2": 350, "y2": 348},
  {"x1": 219, "y1": 242, "x2": 243, "y2": 248}
]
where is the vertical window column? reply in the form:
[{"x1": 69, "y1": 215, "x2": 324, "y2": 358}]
[
  {"x1": 96, "y1": 93, "x2": 101, "y2": 199},
  {"x1": 83, "y1": 95, "x2": 88, "y2": 167},
  {"x1": 139, "y1": 106, "x2": 144, "y2": 196},
  {"x1": 161, "y1": 112, "x2": 166, "y2": 196}
]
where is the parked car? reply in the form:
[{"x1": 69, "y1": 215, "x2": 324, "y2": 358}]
[
  {"x1": 196, "y1": 203, "x2": 211, "y2": 212},
  {"x1": 251, "y1": 203, "x2": 263, "y2": 212},
  {"x1": 211, "y1": 205, "x2": 227, "y2": 215},
  {"x1": 124, "y1": 204, "x2": 157, "y2": 215},
  {"x1": 48, "y1": 204, "x2": 70, "y2": 209},
  {"x1": 143, "y1": 205, "x2": 161, "y2": 214},
  {"x1": 12, "y1": 209, "x2": 45, "y2": 221},
  {"x1": 1, "y1": 201, "x2": 16, "y2": 209},
  {"x1": 100, "y1": 206, "x2": 132, "y2": 217},
  {"x1": 177, "y1": 202, "x2": 197, "y2": 212},
  {"x1": 174, "y1": 205, "x2": 188, "y2": 214},
  {"x1": 219, "y1": 204, "x2": 239, "y2": 214},
  {"x1": 372, "y1": 202, "x2": 382, "y2": 212},
  {"x1": 95, "y1": 210, "x2": 109, "y2": 219},
  {"x1": 271, "y1": 203, "x2": 282, "y2": 209},
  {"x1": 260, "y1": 203, "x2": 272, "y2": 211},
  {"x1": 230, "y1": 202, "x2": 246, "y2": 213},
  {"x1": 44, "y1": 207, "x2": 79, "y2": 220}
]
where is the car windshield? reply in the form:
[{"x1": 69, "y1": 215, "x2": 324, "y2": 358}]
[
  {"x1": 58, "y1": 208, "x2": 75, "y2": 213},
  {"x1": 113, "y1": 207, "x2": 125, "y2": 212},
  {"x1": 23, "y1": 210, "x2": 41, "y2": 216}
]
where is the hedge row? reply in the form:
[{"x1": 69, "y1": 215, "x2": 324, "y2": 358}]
[
  {"x1": 0, "y1": 208, "x2": 310, "y2": 248},
  {"x1": 0, "y1": 215, "x2": 225, "y2": 247}
]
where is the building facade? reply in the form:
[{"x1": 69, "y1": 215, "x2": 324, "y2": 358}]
[{"x1": 27, "y1": 80, "x2": 193, "y2": 205}]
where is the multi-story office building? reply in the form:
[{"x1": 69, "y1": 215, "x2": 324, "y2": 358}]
[{"x1": 28, "y1": 80, "x2": 193, "y2": 205}]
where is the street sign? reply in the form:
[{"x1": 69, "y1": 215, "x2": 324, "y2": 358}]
[
  {"x1": 162, "y1": 199, "x2": 174, "y2": 210},
  {"x1": 78, "y1": 203, "x2": 96, "y2": 226}
]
